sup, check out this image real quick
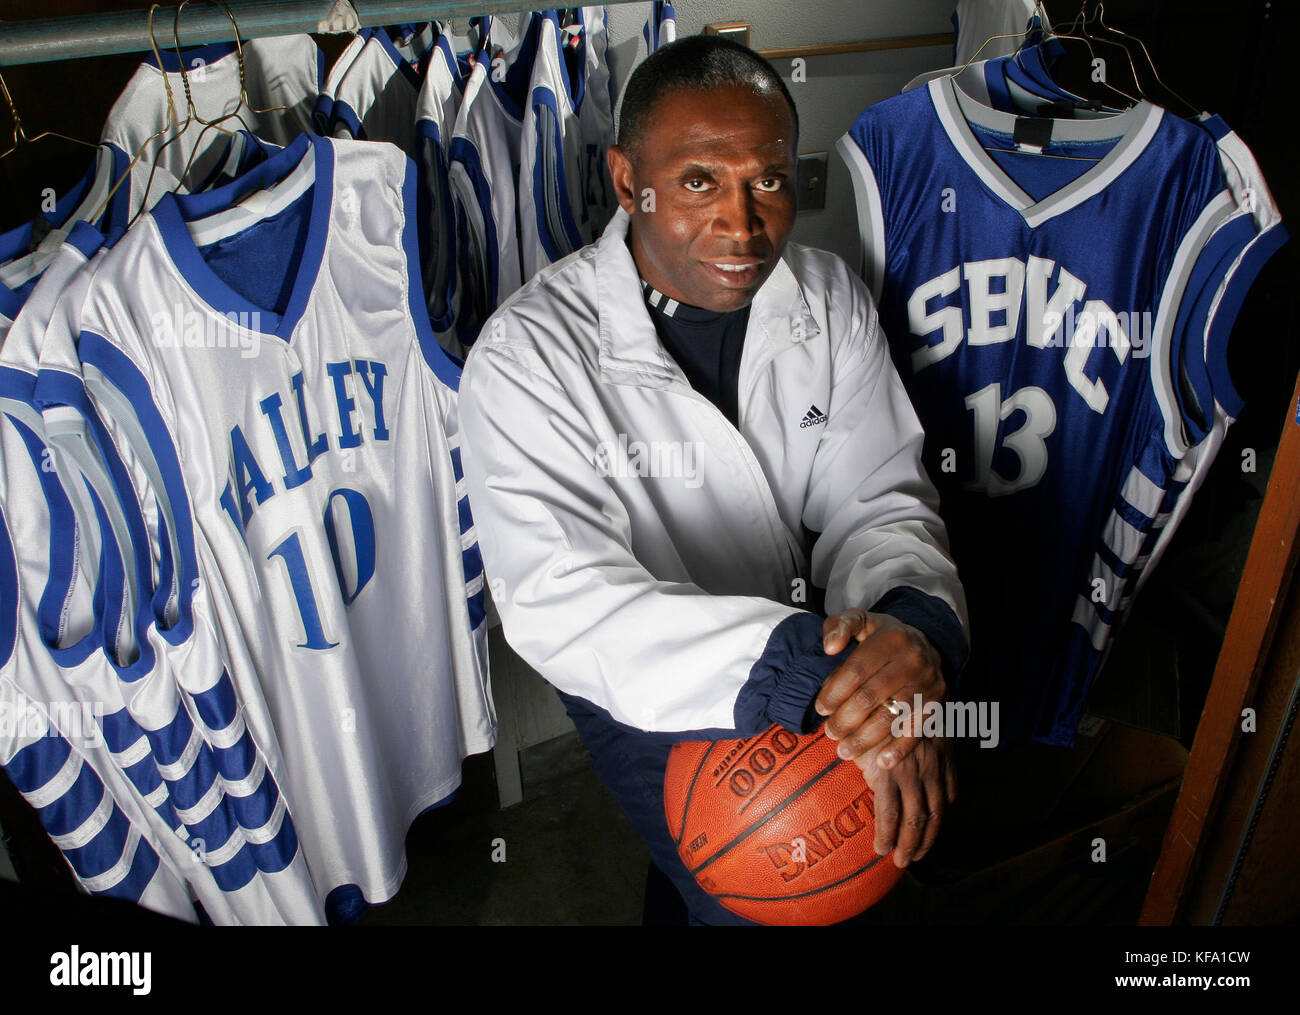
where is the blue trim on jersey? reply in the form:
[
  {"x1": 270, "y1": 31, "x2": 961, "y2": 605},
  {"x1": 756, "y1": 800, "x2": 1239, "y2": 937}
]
[
  {"x1": 0, "y1": 162, "x2": 111, "y2": 315},
  {"x1": 373, "y1": 20, "x2": 425, "y2": 89},
  {"x1": 6, "y1": 737, "x2": 170, "y2": 905},
  {"x1": 432, "y1": 29, "x2": 465, "y2": 88},
  {"x1": 981, "y1": 57, "x2": 1018, "y2": 113},
  {"x1": 0, "y1": 505, "x2": 16, "y2": 667},
  {"x1": 99, "y1": 144, "x2": 132, "y2": 237},
  {"x1": 31, "y1": 367, "x2": 164, "y2": 678},
  {"x1": 106, "y1": 837, "x2": 163, "y2": 903},
  {"x1": 77, "y1": 333, "x2": 200, "y2": 647},
  {"x1": 190, "y1": 669, "x2": 239, "y2": 731},
  {"x1": 66, "y1": 218, "x2": 108, "y2": 260},
  {"x1": 97, "y1": 707, "x2": 144, "y2": 756},
  {"x1": 449, "y1": 441, "x2": 486, "y2": 620},
  {"x1": 62, "y1": 803, "x2": 135, "y2": 877},
  {"x1": 1169, "y1": 212, "x2": 1260, "y2": 435},
  {"x1": 311, "y1": 92, "x2": 334, "y2": 136},
  {"x1": 188, "y1": 130, "x2": 278, "y2": 195},
  {"x1": 644, "y1": 1, "x2": 677, "y2": 53},
  {"x1": 330, "y1": 98, "x2": 365, "y2": 140},
  {"x1": 0, "y1": 406, "x2": 97, "y2": 668},
  {"x1": 414, "y1": 117, "x2": 459, "y2": 335},
  {"x1": 1205, "y1": 224, "x2": 1288, "y2": 420},
  {"x1": 488, "y1": 15, "x2": 542, "y2": 121},
  {"x1": 213, "y1": 730, "x2": 259, "y2": 784},
  {"x1": 324, "y1": 883, "x2": 370, "y2": 925},
  {"x1": 542, "y1": 10, "x2": 580, "y2": 109},
  {"x1": 555, "y1": 16, "x2": 585, "y2": 115},
  {"x1": 156, "y1": 132, "x2": 332, "y2": 342},
  {"x1": 155, "y1": 510, "x2": 177, "y2": 629},
  {"x1": 86, "y1": 479, "x2": 129, "y2": 666},
  {"x1": 401, "y1": 159, "x2": 464, "y2": 389},
  {"x1": 528, "y1": 86, "x2": 585, "y2": 261},
  {"x1": 0, "y1": 275, "x2": 24, "y2": 324},
  {"x1": 4, "y1": 725, "x2": 72, "y2": 793},
  {"x1": 30, "y1": 750, "x2": 102, "y2": 836},
  {"x1": 145, "y1": 40, "x2": 239, "y2": 73},
  {"x1": 1010, "y1": 41, "x2": 1070, "y2": 96},
  {"x1": 1197, "y1": 114, "x2": 1231, "y2": 143},
  {"x1": 313, "y1": 28, "x2": 373, "y2": 135},
  {"x1": 447, "y1": 131, "x2": 501, "y2": 344}
]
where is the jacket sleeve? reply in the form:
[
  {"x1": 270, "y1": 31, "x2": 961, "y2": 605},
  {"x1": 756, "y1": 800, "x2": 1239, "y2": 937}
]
[
  {"x1": 458, "y1": 337, "x2": 851, "y2": 737},
  {"x1": 801, "y1": 260, "x2": 970, "y2": 659}
]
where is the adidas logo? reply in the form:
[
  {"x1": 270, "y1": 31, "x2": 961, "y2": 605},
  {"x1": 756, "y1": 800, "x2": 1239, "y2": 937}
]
[{"x1": 799, "y1": 405, "x2": 828, "y2": 428}]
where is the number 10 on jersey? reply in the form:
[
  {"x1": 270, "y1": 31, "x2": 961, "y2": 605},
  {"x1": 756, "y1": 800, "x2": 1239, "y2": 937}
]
[{"x1": 266, "y1": 487, "x2": 377, "y2": 650}]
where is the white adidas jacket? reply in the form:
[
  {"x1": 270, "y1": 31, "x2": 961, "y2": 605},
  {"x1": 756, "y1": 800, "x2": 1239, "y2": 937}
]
[{"x1": 458, "y1": 208, "x2": 967, "y2": 734}]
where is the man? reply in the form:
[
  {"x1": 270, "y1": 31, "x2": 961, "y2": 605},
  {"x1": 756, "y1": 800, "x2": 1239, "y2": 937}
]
[{"x1": 458, "y1": 35, "x2": 969, "y2": 925}]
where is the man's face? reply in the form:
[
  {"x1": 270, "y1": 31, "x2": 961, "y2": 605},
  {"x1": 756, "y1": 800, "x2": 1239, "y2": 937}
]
[{"x1": 609, "y1": 85, "x2": 798, "y2": 313}]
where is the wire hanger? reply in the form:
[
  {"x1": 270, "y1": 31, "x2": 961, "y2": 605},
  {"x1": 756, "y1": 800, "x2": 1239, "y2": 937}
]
[
  {"x1": 1045, "y1": 2, "x2": 1141, "y2": 111},
  {"x1": 167, "y1": 0, "x2": 293, "y2": 196},
  {"x1": 1088, "y1": 1, "x2": 1200, "y2": 118},
  {"x1": 945, "y1": 4, "x2": 1104, "y2": 163},
  {"x1": 86, "y1": 4, "x2": 188, "y2": 229},
  {"x1": 0, "y1": 66, "x2": 102, "y2": 163}
]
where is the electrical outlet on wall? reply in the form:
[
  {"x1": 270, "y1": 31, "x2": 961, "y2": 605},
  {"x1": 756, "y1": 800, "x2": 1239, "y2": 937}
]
[{"x1": 796, "y1": 152, "x2": 828, "y2": 212}]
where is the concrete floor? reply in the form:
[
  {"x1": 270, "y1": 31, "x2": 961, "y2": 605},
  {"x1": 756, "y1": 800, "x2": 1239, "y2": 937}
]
[
  {"x1": 359, "y1": 733, "x2": 649, "y2": 926},
  {"x1": 358, "y1": 721, "x2": 1176, "y2": 926}
]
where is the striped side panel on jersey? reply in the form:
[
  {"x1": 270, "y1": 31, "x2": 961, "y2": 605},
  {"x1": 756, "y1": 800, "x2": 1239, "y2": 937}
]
[
  {"x1": 448, "y1": 438, "x2": 487, "y2": 630},
  {"x1": 4, "y1": 704, "x2": 166, "y2": 903}
]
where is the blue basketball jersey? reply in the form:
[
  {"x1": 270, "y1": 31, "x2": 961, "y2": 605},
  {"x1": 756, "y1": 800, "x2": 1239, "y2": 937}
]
[{"x1": 838, "y1": 77, "x2": 1275, "y2": 745}]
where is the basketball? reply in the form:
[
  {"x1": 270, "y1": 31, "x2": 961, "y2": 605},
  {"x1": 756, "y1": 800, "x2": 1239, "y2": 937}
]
[{"x1": 663, "y1": 723, "x2": 904, "y2": 925}]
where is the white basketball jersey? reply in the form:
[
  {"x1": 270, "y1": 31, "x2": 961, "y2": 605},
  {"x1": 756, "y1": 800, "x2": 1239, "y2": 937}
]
[
  {"x1": 7, "y1": 233, "x2": 324, "y2": 924},
  {"x1": 448, "y1": 17, "x2": 543, "y2": 344},
  {"x1": 572, "y1": 7, "x2": 617, "y2": 240},
  {"x1": 642, "y1": 1, "x2": 677, "y2": 53},
  {"x1": 519, "y1": 12, "x2": 590, "y2": 280},
  {"x1": 101, "y1": 35, "x2": 320, "y2": 189},
  {"x1": 1, "y1": 296, "x2": 199, "y2": 919},
  {"x1": 53, "y1": 134, "x2": 494, "y2": 921},
  {"x1": 952, "y1": 0, "x2": 1039, "y2": 66},
  {"x1": 329, "y1": 26, "x2": 432, "y2": 154},
  {"x1": 0, "y1": 636, "x2": 197, "y2": 921},
  {"x1": 415, "y1": 32, "x2": 467, "y2": 346},
  {"x1": 313, "y1": 28, "x2": 373, "y2": 135},
  {"x1": 0, "y1": 143, "x2": 178, "y2": 334}
]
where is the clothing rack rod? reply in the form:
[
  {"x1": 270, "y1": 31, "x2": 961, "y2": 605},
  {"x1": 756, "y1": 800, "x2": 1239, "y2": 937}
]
[
  {"x1": 757, "y1": 32, "x2": 954, "y2": 61},
  {"x1": 0, "y1": 0, "x2": 641, "y2": 67}
]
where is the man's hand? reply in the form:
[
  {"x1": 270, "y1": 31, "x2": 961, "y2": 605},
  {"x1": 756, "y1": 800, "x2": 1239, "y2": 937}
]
[
  {"x1": 858, "y1": 735, "x2": 956, "y2": 867},
  {"x1": 813, "y1": 608, "x2": 955, "y2": 866},
  {"x1": 815, "y1": 609, "x2": 945, "y2": 770}
]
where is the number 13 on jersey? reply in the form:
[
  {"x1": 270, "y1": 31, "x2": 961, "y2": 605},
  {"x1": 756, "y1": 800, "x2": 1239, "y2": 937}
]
[{"x1": 962, "y1": 382, "x2": 1057, "y2": 497}]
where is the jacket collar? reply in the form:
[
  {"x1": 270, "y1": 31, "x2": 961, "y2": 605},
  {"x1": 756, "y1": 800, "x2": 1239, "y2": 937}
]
[{"x1": 595, "y1": 208, "x2": 821, "y2": 388}]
